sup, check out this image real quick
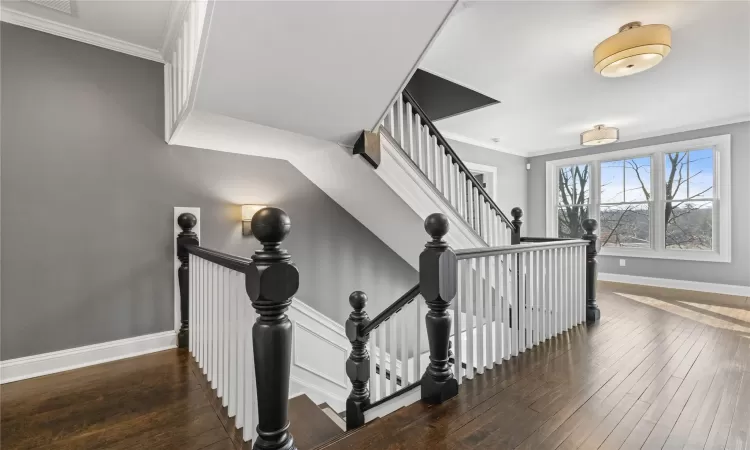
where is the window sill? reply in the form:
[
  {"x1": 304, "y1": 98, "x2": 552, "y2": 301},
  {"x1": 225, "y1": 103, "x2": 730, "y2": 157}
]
[{"x1": 599, "y1": 246, "x2": 731, "y2": 263}]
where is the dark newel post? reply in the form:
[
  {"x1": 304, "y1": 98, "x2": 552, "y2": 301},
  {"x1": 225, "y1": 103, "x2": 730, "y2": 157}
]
[
  {"x1": 345, "y1": 291, "x2": 371, "y2": 430},
  {"x1": 420, "y1": 213, "x2": 459, "y2": 404},
  {"x1": 246, "y1": 207, "x2": 299, "y2": 450},
  {"x1": 176, "y1": 213, "x2": 198, "y2": 349},
  {"x1": 582, "y1": 218, "x2": 601, "y2": 323},
  {"x1": 511, "y1": 207, "x2": 523, "y2": 245}
]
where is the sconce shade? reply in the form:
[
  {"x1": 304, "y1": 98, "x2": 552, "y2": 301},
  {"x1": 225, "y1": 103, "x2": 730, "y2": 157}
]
[
  {"x1": 242, "y1": 205, "x2": 264, "y2": 221},
  {"x1": 241, "y1": 204, "x2": 265, "y2": 236}
]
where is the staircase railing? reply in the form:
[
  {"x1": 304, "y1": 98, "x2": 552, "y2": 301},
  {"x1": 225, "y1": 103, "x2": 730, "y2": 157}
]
[
  {"x1": 176, "y1": 208, "x2": 298, "y2": 449},
  {"x1": 379, "y1": 89, "x2": 521, "y2": 245},
  {"x1": 344, "y1": 214, "x2": 601, "y2": 431}
]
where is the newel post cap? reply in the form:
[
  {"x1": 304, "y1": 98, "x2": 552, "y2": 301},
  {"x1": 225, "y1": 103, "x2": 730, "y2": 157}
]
[
  {"x1": 582, "y1": 218, "x2": 599, "y2": 233},
  {"x1": 177, "y1": 212, "x2": 197, "y2": 231}
]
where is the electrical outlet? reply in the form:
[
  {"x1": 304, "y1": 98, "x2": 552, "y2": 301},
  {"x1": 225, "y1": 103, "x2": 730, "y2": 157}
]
[{"x1": 619, "y1": 259, "x2": 626, "y2": 267}]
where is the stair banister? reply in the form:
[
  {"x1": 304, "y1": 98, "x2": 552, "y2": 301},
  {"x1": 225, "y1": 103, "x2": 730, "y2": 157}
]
[
  {"x1": 419, "y1": 213, "x2": 459, "y2": 404},
  {"x1": 582, "y1": 218, "x2": 601, "y2": 323},
  {"x1": 176, "y1": 213, "x2": 199, "y2": 349},
  {"x1": 401, "y1": 89, "x2": 515, "y2": 232},
  {"x1": 246, "y1": 207, "x2": 299, "y2": 450}
]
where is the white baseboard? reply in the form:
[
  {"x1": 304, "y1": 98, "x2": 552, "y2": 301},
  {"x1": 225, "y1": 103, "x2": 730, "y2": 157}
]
[
  {"x1": 364, "y1": 385, "x2": 422, "y2": 423},
  {"x1": 599, "y1": 273, "x2": 750, "y2": 297},
  {"x1": 1, "y1": 331, "x2": 177, "y2": 384}
]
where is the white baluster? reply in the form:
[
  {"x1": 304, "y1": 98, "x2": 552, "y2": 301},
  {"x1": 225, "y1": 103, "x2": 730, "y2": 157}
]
[
  {"x1": 400, "y1": 303, "x2": 409, "y2": 384},
  {"x1": 415, "y1": 295, "x2": 422, "y2": 383},
  {"x1": 369, "y1": 333, "x2": 377, "y2": 400},
  {"x1": 425, "y1": 128, "x2": 434, "y2": 181},
  {"x1": 454, "y1": 267, "x2": 463, "y2": 383},
  {"x1": 502, "y1": 255, "x2": 510, "y2": 360},
  {"x1": 228, "y1": 272, "x2": 237, "y2": 418},
  {"x1": 389, "y1": 319, "x2": 397, "y2": 395},
  {"x1": 189, "y1": 255, "x2": 194, "y2": 354},
  {"x1": 378, "y1": 325, "x2": 387, "y2": 399},
  {"x1": 465, "y1": 260, "x2": 475, "y2": 379},
  {"x1": 535, "y1": 251, "x2": 542, "y2": 345},
  {"x1": 236, "y1": 275, "x2": 245, "y2": 429},
  {"x1": 493, "y1": 255, "x2": 502, "y2": 365},
  {"x1": 217, "y1": 267, "x2": 225, "y2": 399},
  {"x1": 396, "y1": 95, "x2": 405, "y2": 148},
  {"x1": 405, "y1": 103, "x2": 413, "y2": 159},
  {"x1": 484, "y1": 256, "x2": 492, "y2": 370},
  {"x1": 556, "y1": 247, "x2": 562, "y2": 335},
  {"x1": 527, "y1": 251, "x2": 534, "y2": 348},
  {"x1": 199, "y1": 258, "x2": 205, "y2": 369},
  {"x1": 521, "y1": 251, "x2": 528, "y2": 350},
  {"x1": 206, "y1": 262, "x2": 213, "y2": 379},
  {"x1": 414, "y1": 118, "x2": 423, "y2": 170},
  {"x1": 476, "y1": 257, "x2": 485, "y2": 374},
  {"x1": 543, "y1": 249, "x2": 549, "y2": 340},
  {"x1": 388, "y1": 101, "x2": 395, "y2": 135},
  {"x1": 212, "y1": 263, "x2": 219, "y2": 387},
  {"x1": 223, "y1": 268, "x2": 230, "y2": 406},
  {"x1": 435, "y1": 146, "x2": 444, "y2": 195},
  {"x1": 242, "y1": 288, "x2": 255, "y2": 442},
  {"x1": 510, "y1": 254, "x2": 518, "y2": 356}
]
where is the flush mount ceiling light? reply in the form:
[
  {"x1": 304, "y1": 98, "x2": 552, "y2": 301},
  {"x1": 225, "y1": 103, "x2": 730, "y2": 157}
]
[
  {"x1": 594, "y1": 21, "x2": 671, "y2": 77},
  {"x1": 581, "y1": 125, "x2": 619, "y2": 146}
]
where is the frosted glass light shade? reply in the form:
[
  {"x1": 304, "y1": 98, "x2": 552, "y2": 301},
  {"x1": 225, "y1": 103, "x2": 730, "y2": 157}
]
[
  {"x1": 581, "y1": 125, "x2": 619, "y2": 146},
  {"x1": 242, "y1": 204, "x2": 265, "y2": 221},
  {"x1": 594, "y1": 22, "x2": 671, "y2": 77}
]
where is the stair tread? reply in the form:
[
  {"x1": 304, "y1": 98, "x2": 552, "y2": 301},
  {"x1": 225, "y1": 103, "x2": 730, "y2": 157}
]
[{"x1": 289, "y1": 394, "x2": 344, "y2": 449}]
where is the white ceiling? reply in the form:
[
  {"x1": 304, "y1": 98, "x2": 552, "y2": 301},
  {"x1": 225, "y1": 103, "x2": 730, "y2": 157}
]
[
  {"x1": 421, "y1": 1, "x2": 750, "y2": 156},
  {"x1": 1, "y1": 0, "x2": 172, "y2": 57},
  {"x1": 195, "y1": 0, "x2": 456, "y2": 145}
]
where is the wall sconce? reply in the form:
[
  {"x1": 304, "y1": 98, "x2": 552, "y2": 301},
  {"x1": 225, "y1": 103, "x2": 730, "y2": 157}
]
[{"x1": 241, "y1": 204, "x2": 265, "y2": 236}]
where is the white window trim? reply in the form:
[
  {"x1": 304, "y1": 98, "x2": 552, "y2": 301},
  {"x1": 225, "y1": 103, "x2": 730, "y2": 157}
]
[
  {"x1": 464, "y1": 161, "x2": 498, "y2": 201},
  {"x1": 545, "y1": 134, "x2": 731, "y2": 263}
]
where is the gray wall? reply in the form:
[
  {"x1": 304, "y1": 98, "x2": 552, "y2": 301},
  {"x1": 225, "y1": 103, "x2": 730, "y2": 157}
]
[
  {"x1": 527, "y1": 121, "x2": 750, "y2": 287},
  {"x1": 1, "y1": 24, "x2": 417, "y2": 360},
  {"x1": 447, "y1": 139, "x2": 528, "y2": 222}
]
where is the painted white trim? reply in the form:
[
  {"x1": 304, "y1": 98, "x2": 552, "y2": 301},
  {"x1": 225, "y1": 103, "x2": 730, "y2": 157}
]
[
  {"x1": 160, "y1": 0, "x2": 190, "y2": 57},
  {"x1": 545, "y1": 134, "x2": 732, "y2": 263},
  {"x1": 599, "y1": 273, "x2": 750, "y2": 297},
  {"x1": 0, "y1": 7, "x2": 164, "y2": 62},
  {"x1": 364, "y1": 385, "x2": 422, "y2": 423},
  {"x1": 0, "y1": 331, "x2": 177, "y2": 384},
  {"x1": 378, "y1": 130, "x2": 487, "y2": 250},
  {"x1": 293, "y1": 322, "x2": 349, "y2": 389},
  {"x1": 527, "y1": 115, "x2": 750, "y2": 157},
  {"x1": 292, "y1": 298, "x2": 345, "y2": 335},
  {"x1": 464, "y1": 161, "x2": 497, "y2": 202},
  {"x1": 174, "y1": 207, "x2": 201, "y2": 333},
  {"x1": 290, "y1": 374, "x2": 346, "y2": 413}
]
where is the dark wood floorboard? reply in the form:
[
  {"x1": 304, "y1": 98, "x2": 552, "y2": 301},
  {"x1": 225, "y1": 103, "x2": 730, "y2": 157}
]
[
  {"x1": 322, "y1": 282, "x2": 750, "y2": 450},
  {"x1": 1, "y1": 344, "x2": 343, "y2": 449},
  {"x1": 2, "y1": 283, "x2": 747, "y2": 450}
]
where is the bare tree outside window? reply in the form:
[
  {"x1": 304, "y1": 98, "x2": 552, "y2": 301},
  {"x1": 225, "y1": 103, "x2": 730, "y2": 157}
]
[
  {"x1": 664, "y1": 149, "x2": 714, "y2": 250},
  {"x1": 556, "y1": 149, "x2": 715, "y2": 250},
  {"x1": 557, "y1": 164, "x2": 589, "y2": 238},
  {"x1": 599, "y1": 157, "x2": 651, "y2": 248}
]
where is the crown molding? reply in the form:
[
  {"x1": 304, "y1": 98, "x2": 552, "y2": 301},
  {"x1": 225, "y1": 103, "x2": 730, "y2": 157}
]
[
  {"x1": 526, "y1": 115, "x2": 750, "y2": 158},
  {"x1": 1, "y1": 7, "x2": 164, "y2": 63}
]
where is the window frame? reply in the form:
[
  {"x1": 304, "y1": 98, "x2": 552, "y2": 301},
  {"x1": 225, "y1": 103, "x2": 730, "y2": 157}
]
[{"x1": 545, "y1": 134, "x2": 731, "y2": 263}]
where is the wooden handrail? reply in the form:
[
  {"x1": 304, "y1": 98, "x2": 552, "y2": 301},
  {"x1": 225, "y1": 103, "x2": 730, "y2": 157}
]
[
  {"x1": 360, "y1": 283, "x2": 420, "y2": 337},
  {"x1": 402, "y1": 89, "x2": 514, "y2": 230},
  {"x1": 185, "y1": 244, "x2": 251, "y2": 273},
  {"x1": 455, "y1": 239, "x2": 588, "y2": 259}
]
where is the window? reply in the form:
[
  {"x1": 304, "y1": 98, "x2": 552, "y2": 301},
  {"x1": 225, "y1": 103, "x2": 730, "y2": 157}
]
[
  {"x1": 600, "y1": 157, "x2": 651, "y2": 248},
  {"x1": 557, "y1": 164, "x2": 590, "y2": 239},
  {"x1": 545, "y1": 135, "x2": 731, "y2": 262}
]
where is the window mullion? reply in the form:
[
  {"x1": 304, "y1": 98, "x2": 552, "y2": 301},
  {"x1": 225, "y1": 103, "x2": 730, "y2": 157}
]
[
  {"x1": 592, "y1": 162, "x2": 601, "y2": 227},
  {"x1": 654, "y1": 152, "x2": 664, "y2": 252}
]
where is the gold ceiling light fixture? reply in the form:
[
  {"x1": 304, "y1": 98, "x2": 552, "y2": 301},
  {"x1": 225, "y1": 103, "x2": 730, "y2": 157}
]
[
  {"x1": 581, "y1": 125, "x2": 619, "y2": 146},
  {"x1": 594, "y1": 21, "x2": 671, "y2": 77}
]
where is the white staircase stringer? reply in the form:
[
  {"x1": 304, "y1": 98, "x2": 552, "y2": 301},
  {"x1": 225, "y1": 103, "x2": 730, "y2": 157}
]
[{"x1": 377, "y1": 131, "x2": 486, "y2": 251}]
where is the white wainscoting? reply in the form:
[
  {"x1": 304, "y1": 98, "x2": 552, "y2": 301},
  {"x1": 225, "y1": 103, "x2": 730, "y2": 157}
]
[
  {"x1": 0, "y1": 331, "x2": 177, "y2": 384},
  {"x1": 289, "y1": 299, "x2": 350, "y2": 412}
]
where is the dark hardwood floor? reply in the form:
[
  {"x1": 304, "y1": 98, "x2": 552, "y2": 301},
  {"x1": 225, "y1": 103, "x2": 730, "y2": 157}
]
[
  {"x1": 0, "y1": 346, "x2": 342, "y2": 449},
  {"x1": 2, "y1": 282, "x2": 748, "y2": 449},
  {"x1": 322, "y1": 283, "x2": 749, "y2": 450}
]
